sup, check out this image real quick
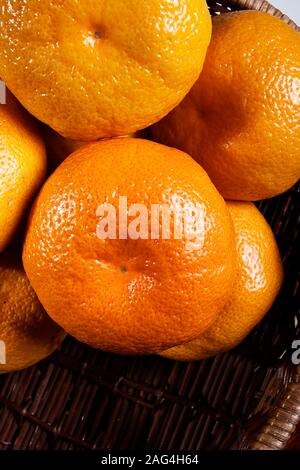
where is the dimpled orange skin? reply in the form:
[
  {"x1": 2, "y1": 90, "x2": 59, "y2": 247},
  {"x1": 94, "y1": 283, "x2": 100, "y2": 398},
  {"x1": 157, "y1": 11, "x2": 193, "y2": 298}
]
[
  {"x1": 0, "y1": 91, "x2": 47, "y2": 252},
  {"x1": 152, "y1": 11, "x2": 300, "y2": 201},
  {"x1": 161, "y1": 202, "x2": 284, "y2": 361},
  {"x1": 0, "y1": 0, "x2": 212, "y2": 141},
  {"x1": 0, "y1": 248, "x2": 65, "y2": 373},
  {"x1": 23, "y1": 138, "x2": 235, "y2": 355}
]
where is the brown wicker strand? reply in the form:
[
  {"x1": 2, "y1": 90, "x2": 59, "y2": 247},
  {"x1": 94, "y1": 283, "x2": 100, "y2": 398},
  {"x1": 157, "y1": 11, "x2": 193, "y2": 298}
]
[{"x1": 250, "y1": 367, "x2": 300, "y2": 449}]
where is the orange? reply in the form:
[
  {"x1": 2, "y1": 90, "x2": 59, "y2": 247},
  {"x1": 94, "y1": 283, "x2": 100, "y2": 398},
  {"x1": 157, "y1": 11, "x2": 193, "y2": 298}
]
[
  {"x1": 23, "y1": 138, "x2": 235, "y2": 355},
  {"x1": 0, "y1": 0, "x2": 212, "y2": 141},
  {"x1": 0, "y1": 90, "x2": 46, "y2": 252},
  {"x1": 161, "y1": 202, "x2": 284, "y2": 361},
  {"x1": 152, "y1": 11, "x2": 300, "y2": 201},
  {"x1": 0, "y1": 247, "x2": 65, "y2": 373}
]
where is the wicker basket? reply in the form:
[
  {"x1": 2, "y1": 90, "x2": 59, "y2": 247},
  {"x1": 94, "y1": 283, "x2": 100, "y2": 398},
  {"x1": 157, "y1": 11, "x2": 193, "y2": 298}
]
[{"x1": 0, "y1": 0, "x2": 299, "y2": 451}]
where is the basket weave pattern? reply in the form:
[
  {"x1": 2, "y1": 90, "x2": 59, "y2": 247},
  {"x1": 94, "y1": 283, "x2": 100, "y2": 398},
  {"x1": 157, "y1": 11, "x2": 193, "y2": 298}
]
[{"x1": 0, "y1": 0, "x2": 299, "y2": 451}]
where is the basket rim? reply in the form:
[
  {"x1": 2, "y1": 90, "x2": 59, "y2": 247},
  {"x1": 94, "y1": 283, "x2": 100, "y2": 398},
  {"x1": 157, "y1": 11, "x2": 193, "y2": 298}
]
[{"x1": 224, "y1": 0, "x2": 299, "y2": 30}]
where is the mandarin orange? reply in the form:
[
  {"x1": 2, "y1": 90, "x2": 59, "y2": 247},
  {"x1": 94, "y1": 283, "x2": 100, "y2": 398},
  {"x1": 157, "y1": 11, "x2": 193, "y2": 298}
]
[
  {"x1": 161, "y1": 202, "x2": 283, "y2": 361},
  {"x1": 152, "y1": 11, "x2": 300, "y2": 201},
  {"x1": 23, "y1": 138, "x2": 235, "y2": 355},
  {"x1": 0, "y1": 247, "x2": 65, "y2": 373},
  {"x1": 0, "y1": 0, "x2": 211, "y2": 141},
  {"x1": 0, "y1": 91, "x2": 46, "y2": 252}
]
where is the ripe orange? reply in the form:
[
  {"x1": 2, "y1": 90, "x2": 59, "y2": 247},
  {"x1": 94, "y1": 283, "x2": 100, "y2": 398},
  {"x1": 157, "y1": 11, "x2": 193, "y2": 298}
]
[
  {"x1": 161, "y1": 202, "x2": 284, "y2": 361},
  {"x1": 0, "y1": 0, "x2": 212, "y2": 141},
  {"x1": 23, "y1": 138, "x2": 235, "y2": 355},
  {"x1": 0, "y1": 247, "x2": 65, "y2": 373},
  {"x1": 152, "y1": 11, "x2": 300, "y2": 201},
  {"x1": 0, "y1": 90, "x2": 46, "y2": 252}
]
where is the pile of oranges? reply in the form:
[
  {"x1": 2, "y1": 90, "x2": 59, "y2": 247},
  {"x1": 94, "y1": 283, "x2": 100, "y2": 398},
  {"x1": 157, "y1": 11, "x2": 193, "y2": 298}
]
[{"x1": 0, "y1": 1, "x2": 299, "y2": 372}]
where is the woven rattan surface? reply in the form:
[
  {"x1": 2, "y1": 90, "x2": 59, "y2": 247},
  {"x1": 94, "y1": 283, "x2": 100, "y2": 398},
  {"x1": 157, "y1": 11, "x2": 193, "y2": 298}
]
[{"x1": 0, "y1": 0, "x2": 299, "y2": 451}]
